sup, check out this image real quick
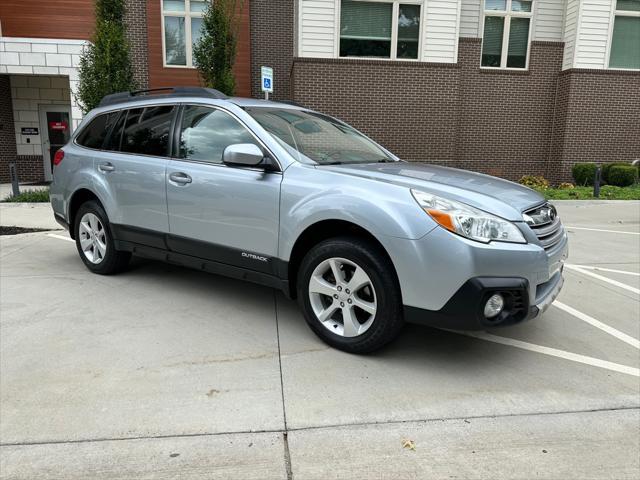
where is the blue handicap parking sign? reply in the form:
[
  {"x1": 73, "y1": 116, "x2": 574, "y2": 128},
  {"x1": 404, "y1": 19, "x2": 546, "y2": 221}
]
[{"x1": 263, "y1": 78, "x2": 271, "y2": 89}]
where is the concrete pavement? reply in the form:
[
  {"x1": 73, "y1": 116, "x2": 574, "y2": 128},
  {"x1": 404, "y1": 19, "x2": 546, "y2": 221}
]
[{"x1": 1, "y1": 201, "x2": 639, "y2": 479}]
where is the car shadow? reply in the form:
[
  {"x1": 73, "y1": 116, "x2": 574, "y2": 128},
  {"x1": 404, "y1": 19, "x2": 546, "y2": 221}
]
[{"x1": 120, "y1": 257, "x2": 512, "y2": 369}]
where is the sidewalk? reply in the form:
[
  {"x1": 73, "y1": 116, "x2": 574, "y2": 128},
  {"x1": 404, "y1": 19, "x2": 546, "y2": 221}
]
[{"x1": 0, "y1": 203, "x2": 60, "y2": 230}]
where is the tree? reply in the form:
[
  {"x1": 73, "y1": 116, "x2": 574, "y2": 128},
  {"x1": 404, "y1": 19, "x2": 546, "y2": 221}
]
[
  {"x1": 193, "y1": 0, "x2": 244, "y2": 96},
  {"x1": 76, "y1": 0, "x2": 136, "y2": 113}
]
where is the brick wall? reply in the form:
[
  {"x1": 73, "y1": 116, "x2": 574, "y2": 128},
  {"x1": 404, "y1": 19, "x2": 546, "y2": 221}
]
[
  {"x1": 0, "y1": 76, "x2": 18, "y2": 183},
  {"x1": 125, "y1": 0, "x2": 149, "y2": 89},
  {"x1": 457, "y1": 39, "x2": 564, "y2": 179},
  {"x1": 292, "y1": 40, "x2": 565, "y2": 181},
  {"x1": 293, "y1": 58, "x2": 460, "y2": 166},
  {"x1": 250, "y1": 0, "x2": 295, "y2": 100},
  {"x1": 549, "y1": 69, "x2": 640, "y2": 183}
]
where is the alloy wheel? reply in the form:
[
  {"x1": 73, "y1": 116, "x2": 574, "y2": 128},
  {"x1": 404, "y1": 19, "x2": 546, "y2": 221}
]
[
  {"x1": 308, "y1": 257, "x2": 377, "y2": 337},
  {"x1": 79, "y1": 212, "x2": 107, "y2": 264}
]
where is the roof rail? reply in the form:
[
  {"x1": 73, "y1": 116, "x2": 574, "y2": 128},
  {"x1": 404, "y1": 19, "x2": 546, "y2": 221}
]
[{"x1": 98, "y1": 86, "x2": 228, "y2": 108}]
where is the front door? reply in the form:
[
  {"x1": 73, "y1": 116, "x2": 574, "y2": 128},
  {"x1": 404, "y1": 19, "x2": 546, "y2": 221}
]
[
  {"x1": 166, "y1": 105, "x2": 281, "y2": 274},
  {"x1": 39, "y1": 105, "x2": 72, "y2": 181}
]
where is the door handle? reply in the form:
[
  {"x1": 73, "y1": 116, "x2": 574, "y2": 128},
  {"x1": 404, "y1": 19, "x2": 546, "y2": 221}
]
[
  {"x1": 169, "y1": 172, "x2": 192, "y2": 185},
  {"x1": 98, "y1": 162, "x2": 115, "y2": 173}
]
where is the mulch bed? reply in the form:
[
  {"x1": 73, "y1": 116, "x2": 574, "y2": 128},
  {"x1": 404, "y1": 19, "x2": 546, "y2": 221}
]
[{"x1": 0, "y1": 226, "x2": 51, "y2": 236}]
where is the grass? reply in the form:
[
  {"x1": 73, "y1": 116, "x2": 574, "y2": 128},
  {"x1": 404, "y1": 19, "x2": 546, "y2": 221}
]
[
  {"x1": 534, "y1": 184, "x2": 640, "y2": 200},
  {"x1": 2, "y1": 188, "x2": 50, "y2": 203}
]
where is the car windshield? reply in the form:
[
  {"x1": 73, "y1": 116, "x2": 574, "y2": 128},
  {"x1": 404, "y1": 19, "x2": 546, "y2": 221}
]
[{"x1": 245, "y1": 107, "x2": 395, "y2": 165}]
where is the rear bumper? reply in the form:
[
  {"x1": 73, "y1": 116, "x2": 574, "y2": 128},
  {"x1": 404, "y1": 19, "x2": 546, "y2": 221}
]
[{"x1": 404, "y1": 270, "x2": 564, "y2": 331}]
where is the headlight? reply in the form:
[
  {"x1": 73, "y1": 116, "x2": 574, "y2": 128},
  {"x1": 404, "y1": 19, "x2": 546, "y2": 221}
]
[{"x1": 411, "y1": 190, "x2": 526, "y2": 244}]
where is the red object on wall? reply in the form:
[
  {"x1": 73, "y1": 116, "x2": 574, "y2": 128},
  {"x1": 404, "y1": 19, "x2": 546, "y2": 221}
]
[{"x1": 49, "y1": 121, "x2": 68, "y2": 131}]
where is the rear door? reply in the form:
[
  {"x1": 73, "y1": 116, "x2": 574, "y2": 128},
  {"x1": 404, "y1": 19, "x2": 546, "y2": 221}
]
[
  {"x1": 96, "y1": 105, "x2": 176, "y2": 244},
  {"x1": 165, "y1": 104, "x2": 282, "y2": 273}
]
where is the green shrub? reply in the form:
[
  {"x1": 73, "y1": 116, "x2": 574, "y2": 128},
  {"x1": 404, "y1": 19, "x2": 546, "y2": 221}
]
[
  {"x1": 519, "y1": 175, "x2": 549, "y2": 190},
  {"x1": 2, "y1": 189, "x2": 50, "y2": 203},
  {"x1": 607, "y1": 165, "x2": 638, "y2": 187},
  {"x1": 572, "y1": 163, "x2": 598, "y2": 186},
  {"x1": 76, "y1": 0, "x2": 136, "y2": 113},
  {"x1": 193, "y1": 0, "x2": 244, "y2": 96},
  {"x1": 602, "y1": 162, "x2": 640, "y2": 184},
  {"x1": 558, "y1": 182, "x2": 574, "y2": 189}
]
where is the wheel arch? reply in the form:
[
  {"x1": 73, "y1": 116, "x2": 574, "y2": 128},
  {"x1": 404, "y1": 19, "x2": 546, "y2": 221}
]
[
  {"x1": 286, "y1": 219, "x2": 400, "y2": 300},
  {"x1": 67, "y1": 188, "x2": 104, "y2": 239}
]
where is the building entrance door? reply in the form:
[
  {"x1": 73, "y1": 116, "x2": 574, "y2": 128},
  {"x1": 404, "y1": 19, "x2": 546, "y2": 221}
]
[{"x1": 39, "y1": 105, "x2": 72, "y2": 181}]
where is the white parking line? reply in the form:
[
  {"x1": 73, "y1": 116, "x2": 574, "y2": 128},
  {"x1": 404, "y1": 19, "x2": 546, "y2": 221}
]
[
  {"x1": 565, "y1": 226, "x2": 640, "y2": 236},
  {"x1": 46, "y1": 233, "x2": 74, "y2": 243},
  {"x1": 554, "y1": 301, "x2": 640, "y2": 350},
  {"x1": 565, "y1": 265, "x2": 640, "y2": 295},
  {"x1": 462, "y1": 332, "x2": 639, "y2": 377},
  {"x1": 566, "y1": 264, "x2": 640, "y2": 277}
]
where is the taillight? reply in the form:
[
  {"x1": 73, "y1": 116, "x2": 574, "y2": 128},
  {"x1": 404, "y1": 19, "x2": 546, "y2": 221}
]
[{"x1": 53, "y1": 150, "x2": 64, "y2": 166}]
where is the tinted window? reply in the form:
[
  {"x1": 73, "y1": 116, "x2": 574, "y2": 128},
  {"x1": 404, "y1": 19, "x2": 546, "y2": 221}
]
[
  {"x1": 179, "y1": 106, "x2": 259, "y2": 164},
  {"x1": 105, "y1": 111, "x2": 126, "y2": 151},
  {"x1": 76, "y1": 111, "x2": 119, "y2": 149},
  {"x1": 121, "y1": 106, "x2": 175, "y2": 156}
]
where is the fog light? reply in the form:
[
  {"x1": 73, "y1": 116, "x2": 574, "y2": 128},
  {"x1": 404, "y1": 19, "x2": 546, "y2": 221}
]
[{"x1": 484, "y1": 294, "x2": 505, "y2": 319}]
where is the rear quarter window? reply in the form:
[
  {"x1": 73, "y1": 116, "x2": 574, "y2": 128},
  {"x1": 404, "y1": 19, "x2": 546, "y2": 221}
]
[{"x1": 76, "y1": 111, "x2": 120, "y2": 149}]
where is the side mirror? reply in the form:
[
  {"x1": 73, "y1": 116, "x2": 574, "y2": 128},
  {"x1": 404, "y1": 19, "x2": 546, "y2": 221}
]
[{"x1": 222, "y1": 143, "x2": 264, "y2": 167}]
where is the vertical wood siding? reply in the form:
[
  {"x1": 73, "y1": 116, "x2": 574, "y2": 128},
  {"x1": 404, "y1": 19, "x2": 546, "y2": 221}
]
[{"x1": 146, "y1": 0, "x2": 251, "y2": 97}]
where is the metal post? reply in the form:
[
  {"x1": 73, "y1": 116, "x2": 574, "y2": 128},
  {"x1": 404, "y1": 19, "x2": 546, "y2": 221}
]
[
  {"x1": 265, "y1": 91, "x2": 269, "y2": 101},
  {"x1": 594, "y1": 165, "x2": 601, "y2": 198},
  {"x1": 9, "y1": 162, "x2": 20, "y2": 197}
]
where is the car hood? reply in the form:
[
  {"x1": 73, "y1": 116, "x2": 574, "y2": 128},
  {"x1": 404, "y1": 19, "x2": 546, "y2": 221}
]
[{"x1": 321, "y1": 162, "x2": 545, "y2": 221}]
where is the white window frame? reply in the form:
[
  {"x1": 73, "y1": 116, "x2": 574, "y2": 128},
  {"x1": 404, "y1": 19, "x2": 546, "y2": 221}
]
[
  {"x1": 480, "y1": 0, "x2": 534, "y2": 70},
  {"x1": 606, "y1": 1, "x2": 640, "y2": 70},
  {"x1": 335, "y1": 0, "x2": 425, "y2": 61},
  {"x1": 161, "y1": 0, "x2": 206, "y2": 69}
]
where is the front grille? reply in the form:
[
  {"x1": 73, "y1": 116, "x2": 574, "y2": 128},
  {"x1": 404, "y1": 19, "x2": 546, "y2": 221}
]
[{"x1": 523, "y1": 203, "x2": 565, "y2": 252}]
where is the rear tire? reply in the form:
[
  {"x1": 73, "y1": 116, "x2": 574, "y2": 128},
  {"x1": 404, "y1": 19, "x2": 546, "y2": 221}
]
[
  {"x1": 297, "y1": 236, "x2": 404, "y2": 353},
  {"x1": 74, "y1": 200, "x2": 130, "y2": 275}
]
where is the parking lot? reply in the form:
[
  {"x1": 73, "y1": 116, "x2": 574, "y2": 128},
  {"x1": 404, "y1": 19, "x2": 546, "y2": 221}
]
[{"x1": 1, "y1": 200, "x2": 639, "y2": 479}]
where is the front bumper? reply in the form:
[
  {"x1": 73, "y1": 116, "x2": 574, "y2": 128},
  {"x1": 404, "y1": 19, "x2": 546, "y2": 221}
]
[{"x1": 404, "y1": 269, "x2": 564, "y2": 330}]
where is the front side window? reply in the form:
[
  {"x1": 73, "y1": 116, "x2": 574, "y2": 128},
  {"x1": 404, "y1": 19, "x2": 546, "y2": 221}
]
[
  {"x1": 246, "y1": 107, "x2": 395, "y2": 165},
  {"x1": 121, "y1": 106, "x2": 176, "y2": 156},
  {"x1": 179, "y1": 106, "x2": 260, "y2": 164},
  {"x1": 609, "y1": 0, "x2": 640, "y2": 69},
  {"x1": 162, "y1": 0, "x2": 207, "y2": 67},
  {"x1": 481, "y1": 0, "x2": 533, "y2": 69},
  {"x1": 339, "y1": 1, "x2": 422, "y2": 60}
]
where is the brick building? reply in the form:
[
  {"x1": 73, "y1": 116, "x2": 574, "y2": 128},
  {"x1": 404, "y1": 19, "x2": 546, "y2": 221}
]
[{"x1": 1, "y1": 1, "x2": 639, "y2": 184}]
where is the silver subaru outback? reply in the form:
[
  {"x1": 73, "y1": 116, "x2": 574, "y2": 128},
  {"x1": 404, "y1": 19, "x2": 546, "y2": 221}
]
[{"x1": 50, "y1": 87, "x2": 568, "y2": 353}]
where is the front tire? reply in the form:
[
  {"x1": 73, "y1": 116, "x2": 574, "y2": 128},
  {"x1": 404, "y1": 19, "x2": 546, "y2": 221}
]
[
  {"x1": 74, "y1": 200, "x2": 130, "y2": 275},
  {"x1": 297, "y1": 237, "x2": 404, "y2": 353}
]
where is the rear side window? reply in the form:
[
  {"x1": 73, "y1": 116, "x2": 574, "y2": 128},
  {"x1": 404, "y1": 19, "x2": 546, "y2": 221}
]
[
  {"x1": 76, "y1": 111, "x2": 119, "y2": 149},
  {"x1": 121, "y1": 105, "x2": 175, "y2": 156},
  {"x1": 179, "y1": 105, "x2": 259, "y2": 164}
]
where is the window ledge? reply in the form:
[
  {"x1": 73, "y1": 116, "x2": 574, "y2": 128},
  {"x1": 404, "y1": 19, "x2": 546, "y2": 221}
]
[
  {"x1": 478, "y1": 67, "x2": 531, "y2": 75},
  {"x1": 292, "y1": 56, "x2": 459, "y2": 68}
]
